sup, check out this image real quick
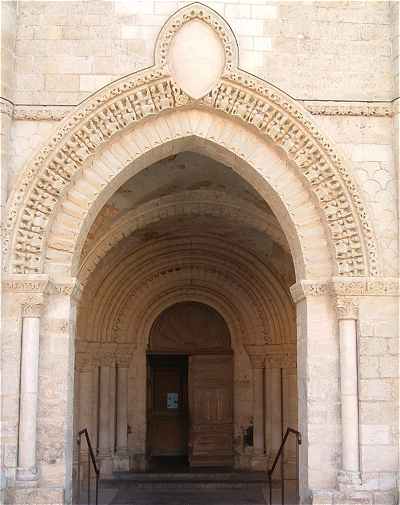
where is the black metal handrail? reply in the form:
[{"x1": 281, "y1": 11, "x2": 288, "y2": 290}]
[
  {"x1": 267, "y1": 427, "x2": 302, "y2": 505},
  {"x1": 76, "y1": 428, "x2": 100, "y2": 505}
]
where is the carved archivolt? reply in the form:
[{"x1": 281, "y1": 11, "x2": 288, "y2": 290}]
[
  {"x1": 77, "y1": 235, "x2": 296, "y2": 351},
  {"x1": 78, "y1": 189, "x2": 289, "y2": 285},
  {"x1": 4, "y1": 3, "x2": 377, "y2": 278}
]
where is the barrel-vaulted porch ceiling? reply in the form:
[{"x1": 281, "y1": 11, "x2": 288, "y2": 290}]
[{"x1": 75, "y1": 152, "x2": 296, "y2": 362}]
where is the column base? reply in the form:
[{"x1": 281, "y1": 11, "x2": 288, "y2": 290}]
[
  {"x1": 15, "y1": 467, "x2": 39, "y2": 485},
  {"x1": 312, "y1": 488, "x2": 398, "y2": 505},
  {"x1": 6, "y1": 485, "x2": 64, "y2": 504},
  {"x1": 113, "y1": 451, "x2": 130, "y2": 472},
  {"x1": 130, "y1": 454, "x2": 147, "y2": 472},
  {"x1": 337, "y1": 469, "x2": 361, "y2": 491},
  {"x1": 250, "y1": 452, "x2": 268, "y2": 471},
  {"x1": 98, "y1": 453, "x2": 113, "y2": 477}
]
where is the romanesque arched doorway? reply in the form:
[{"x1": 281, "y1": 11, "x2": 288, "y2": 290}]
[
  {"x1": 148, "y1": 302, "x2": 233, "y2": 467},
  {"x1": 2, "y1": 4, "x2": 390, "y2": 505}
]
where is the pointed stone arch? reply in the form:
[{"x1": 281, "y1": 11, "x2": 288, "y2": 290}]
[{"x1": 4, "y1": 2, "x2": 378, "y2": 280}]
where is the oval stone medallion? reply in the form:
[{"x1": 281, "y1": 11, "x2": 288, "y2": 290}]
[{"x1": 168, "y1": 19, "x2": 225, "y2": 99}]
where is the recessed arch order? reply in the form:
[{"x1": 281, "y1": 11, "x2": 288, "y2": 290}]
[{"x1": 4, "y1": 2, "x2": 378, "y2": 281}]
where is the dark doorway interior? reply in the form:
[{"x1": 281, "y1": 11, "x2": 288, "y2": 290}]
[{"x1": 147, "y1": 355, "x2": 188, "y2": 466}]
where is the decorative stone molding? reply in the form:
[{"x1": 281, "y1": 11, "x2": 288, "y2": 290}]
[
  {"x1": 14, "y1": 105, "x2": 74, "y2": 121},
  {"x1": 304, "y1": 101, "x2": 392, "y2": 117},
  {"x1": 291, "y1": 276, "x2": 400, "y2": 304},
  {"x1": 2, "y1": 100, "x2": 394, "y2": 122},
  {"x1": 336, "y1": 297, "x2": 359, "y2": 320},
  {"x1": 155, "y1": 3, "x2": 238, "y2": 75},
  {"x1": 2, "y1": 274, "x2": 49, "y2": 294},
  {"x1": 331, "y1": 276, "x2": 400, "y2": 297},
  {"x1": 3, "y1": 3, "x2": 377, "y2": 279},
  {"x1": 289, "y1": 279, "x2": 329, "y2": 303},
  {"x1": 2, "y1": 99, "x2": 393, "y2": 123},
  {"x1": 0, "y1": 97, "x2": 14, "y2": 117}
]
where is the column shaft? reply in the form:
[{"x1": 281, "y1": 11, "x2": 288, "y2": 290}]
[
  {"x1": 116, "y1": 367, "x2": 128, "y2": 453},
  {"x1": 339, "y1": 318, "x2": 360, "y2": 474},
  {"x1": 78, "y1": 369, "x2": 93, "y2": 446},
  {"x1": 253, "y1": 366, "x2": 265, "y2": 455},
  {"x1": 99, "y1": 366, "x2": 111, "y2": 456},
  {"x1": 17, "y1": 316, "x2": 40, "y2": 480}
]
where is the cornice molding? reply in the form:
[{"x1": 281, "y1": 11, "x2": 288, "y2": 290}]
[
  {"x1": 290, "y1": 277, "x2": 399, "y2": 303},
  {"x1": 2, "y1": 274, "x2": 49, "y2": 294},
  {"x1": 2, "y1": 274, "x2": 83, "y2": 301},
  {"x1": 2, "y1": 100, "x2": 393, "y2": 122},
  {"x1": 330, "y1": 276, "x2": 400, "y2": 297},
  {"x1": 304, "y1": 100, "x2": 392, "y2": 118}
]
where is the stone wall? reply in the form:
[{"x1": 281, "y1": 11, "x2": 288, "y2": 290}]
[{"x1": 13, "y1": 1, "x2": 393, "y2": 104}]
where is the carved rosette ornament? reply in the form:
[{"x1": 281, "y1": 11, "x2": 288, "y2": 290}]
[
  {"x1": 336, "y1": 297, "x2": 359, "y2": 320},
  {"x1": 4, "y1": 3, "x2": 377, "y2": 279}
]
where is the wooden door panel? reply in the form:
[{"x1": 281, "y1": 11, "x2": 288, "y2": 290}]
[
  {"x1": 150, "y1": 416, "x2": 187, "y2": 455},
  {"x1": 149, "y1": 358, "x2": 188, "y2": 457},
  {"x1": 189, "y1": 355, "x2": 233, "y2": 467}
]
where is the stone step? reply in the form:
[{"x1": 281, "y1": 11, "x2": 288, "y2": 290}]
[
  {"x1": 101, "y1": 480, "x2": 267, "y2": 491},
  {"x1": 109, "y1": 471, "x2": 267, "y2": 482}
]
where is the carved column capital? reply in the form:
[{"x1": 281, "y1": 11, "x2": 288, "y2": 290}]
[
  {"x1": 21, "y1": 301, "x2": 44, "y2": 318},
  {"x1": 99, "y1": 354, "x2": 116, "y2": 368},
  {"x1": 245, "y1": 346, "x2": 266, "y2": 369},
  {"x1": 75, "y1": 352, "x2": 93, "y2": 372},
  {"x1": 289, "y1": 279, "x2": 328, "y2": 304},
  {"x1": 336, "y1": 297, "x2": 359, "y2": 320},
  {"x1": 265, "y1": 352, "x2": 297, "y2": 370},
  {"x1": 116, "y1": 356, "x2": 131, "y2": 368},
  {"x1": 49, "y1": 276, "x2": 82, "y2": 302}
]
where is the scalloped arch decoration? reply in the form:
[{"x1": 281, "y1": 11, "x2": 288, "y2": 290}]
[{"x1": 4, "y1": 2, "x2": 377, "y2": 277}]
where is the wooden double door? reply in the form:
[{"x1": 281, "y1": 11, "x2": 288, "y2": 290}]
[{"x1": 148, "y1": 354, "x2": 233, "y2": 467}]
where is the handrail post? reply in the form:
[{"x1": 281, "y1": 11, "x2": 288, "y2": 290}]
[
  {"x1": 95, "y1": 472, "x2": 99, "y2": 505},
  {"x1": 281, "y1": 442, "x2": 284, "y2": 505},
  {"x1": 268, "y1": 471, "x2": 272, "y2": 505},
  {"x1": 76, "y1": 436, "x2": 81, "y2": 505},
  {"x1": 267, "y1": 427, "x2": 302, "y2": 505},
  {"x1": 76, "y1": 428, "x2": 100, "y2": 505},
  {"x1": 296, "y1": 435, "x2": 300, "y2": 504},
  {"x1": 87, "y1": 450, "x2": 91, "y2": 505}
]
